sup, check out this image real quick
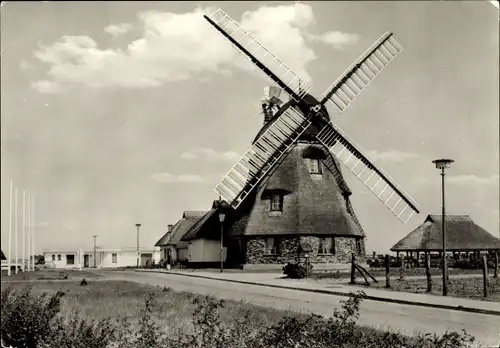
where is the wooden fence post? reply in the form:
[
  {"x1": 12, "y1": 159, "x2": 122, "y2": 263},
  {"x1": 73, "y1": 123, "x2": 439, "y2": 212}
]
[
  {"x1": 425, "y1": 252, "x2": 432, "y2": 293},
  {"x1": 350, "y1": 253, "x2": 356, "y2": 284},
  {"x1": 399, "y1": 255, "x2": 405, "y2": 281},
  {"x1": 385, "y1": 254, "x2": 391, "y2": 288},
  {"x1": 494, "y1": 251, "x2": 499, "y2": 279},
  {"x1": 482, "y1": 255, "x2": 490, "y2": 298}
]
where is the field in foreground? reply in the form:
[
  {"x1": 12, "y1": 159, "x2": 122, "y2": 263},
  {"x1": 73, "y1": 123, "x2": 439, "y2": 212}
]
[
  {"x1": 1, "y1": 268, "x2": 108, "y2": 281},
  {"x1": 1, "y1": 280, "x2": 481, "y2": 348},
  {"x1": 350, "y1": 275, "x2": 500, "y2": 302}
]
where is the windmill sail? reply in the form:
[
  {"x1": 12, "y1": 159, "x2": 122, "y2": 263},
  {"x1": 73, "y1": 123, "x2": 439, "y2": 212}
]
[
  {"x1": 321, "y1": 32, "x2": 403, "y2": 113},
  {"x1": 215, "y1": 106, "x2": 311, "y2": 208},
  {"x1": 316, "y1": 122, "x2": 419, "y2": 223},
  {"x1": 204, "y1": 9, "x2": 311, "y2": 101},
  {"x1": 206, "y1": 8, "x2": 419, "y2": 223}
]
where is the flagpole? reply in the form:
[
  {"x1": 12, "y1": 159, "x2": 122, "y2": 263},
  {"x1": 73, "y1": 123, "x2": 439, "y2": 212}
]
[
  {"x1": 8, "y1": 180, "x2": 13, "y2": 276},
  {"x1": 23, "y1": 190, "x2": 26, "y2": 272},
  {"x1": 15, "y1": 188, "x2": 18, "y2": 274},
  {"x1": 32, "y1": 195, "x2": 35, "y2": 270},
  {"x1": 26, "y1": 194, "x2": 31, "y2": 272}
]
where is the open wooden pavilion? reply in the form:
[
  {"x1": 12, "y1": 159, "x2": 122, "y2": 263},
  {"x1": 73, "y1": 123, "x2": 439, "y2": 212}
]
[{"x1": 391, "y1": 214, "x2": 500, "y2": 262}]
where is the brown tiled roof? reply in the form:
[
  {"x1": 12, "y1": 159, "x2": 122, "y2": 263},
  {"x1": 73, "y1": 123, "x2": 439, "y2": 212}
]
[
  {"x1": 390, "y1": 215, "x2": 500, "y2": 251},
  {"x1": 229, "y1": 141, "x2": 364, "y2": 238},
  {"x1": 154, "y1": 211, "x2": 207, "y2": 246}
]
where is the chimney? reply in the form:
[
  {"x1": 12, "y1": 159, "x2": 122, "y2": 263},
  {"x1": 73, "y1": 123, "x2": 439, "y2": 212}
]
[{"x1": 167, "y1": 224, "x2": 173, "y2": 232}]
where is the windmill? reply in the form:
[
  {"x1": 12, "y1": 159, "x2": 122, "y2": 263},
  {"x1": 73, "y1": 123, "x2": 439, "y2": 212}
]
[{"x1": 204, "y1": 9, "x2": 420, "y2": 225}]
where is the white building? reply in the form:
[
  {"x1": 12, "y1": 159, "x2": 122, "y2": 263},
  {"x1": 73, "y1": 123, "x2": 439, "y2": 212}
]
[{"x1": 43, "y1": 246, "x2": 161, "y2": 269}]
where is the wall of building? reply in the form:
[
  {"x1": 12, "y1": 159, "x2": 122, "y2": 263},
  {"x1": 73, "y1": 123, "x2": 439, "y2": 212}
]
[
  {"x1": 188, "y1": 239, "x2": 227, "y2": 263},
  {"x1": 160, "y1": 246, "x2": 178, "y2": 263},
  {"x1": 178, "y1": 247, "x2": 189, "y2": 262},
  {"x1": 44, "y1": 252, "x2": 79, "y2": 269},
  {"x1": 244, "y1": 236, "x2": 366, "y2": 265},
  {"x1": 44, "y1": 249, "x2": 161, "y2": 269}
]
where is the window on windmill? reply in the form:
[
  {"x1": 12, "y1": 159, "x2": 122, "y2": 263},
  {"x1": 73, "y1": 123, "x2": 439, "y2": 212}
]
[
  {"x1": 52, "y1": 254, "x2": 55, "y2": 261},
  {"x1": 265, "y1": 237, "x2": 281, "y2": 254},
  {"x1": 270, "y1": 194, "x2": 283, "y2": 212},
  {"x1": 308, "y1": 158, "x2": 323, "y2": 175},
  {"x1": 57, "y1": 254, "x2": 62, "y2": 261},
  {"x1": 318, "y1": 237, "x2": 335, "y2": 254},
  {"x1": 112, "y1": 253, "x2": 118, "y2": 263}
]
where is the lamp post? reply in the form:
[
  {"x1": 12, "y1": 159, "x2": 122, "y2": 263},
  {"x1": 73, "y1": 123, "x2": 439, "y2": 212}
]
[
  {"x1": 432, "y1": 158, "x2": 454, "y2": 296},
  {"x1": 136, "y1": 224, "x2": 141, "y2": 269},
  {"x1": 219, "y1": 210, "x2": 225, "y2": 273},
  {"x1": 304, "y1": 253, "x2": 310, "y2": 278},
  {"x1": 93, "y1": 235, "x2": 97, "y2": 268}
]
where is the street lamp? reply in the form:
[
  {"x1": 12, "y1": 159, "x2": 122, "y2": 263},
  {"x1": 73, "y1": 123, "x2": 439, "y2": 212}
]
[
  {"x1": 432, "y1": 158, "x2": 454, "y2": 296},
  {"x1": 219, "y1": 210, "x2": 225, "y2": 273},
  {"x1": 93, "y1": 235, "x2": 97, "y2": 268},
  {"x1": 136, "y1": 223, "x2": 141, "y2": 269}
]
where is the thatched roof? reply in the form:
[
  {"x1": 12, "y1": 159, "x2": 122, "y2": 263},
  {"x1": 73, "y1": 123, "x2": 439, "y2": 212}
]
[
  {"x1": 154, "y1": 211, "x2": 207, "y2": 247},
  {"x1": 391, "y1": 215, "x2": 500, "y2": 252},
  {"x1": 182, "y1": 200, "x2": 237, "y2": 241},
  {"x1": 229, "y1": 141, "x2": 364, "y2": 238}
]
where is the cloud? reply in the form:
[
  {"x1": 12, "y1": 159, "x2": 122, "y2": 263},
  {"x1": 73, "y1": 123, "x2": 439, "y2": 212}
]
[
  {"x1": 31, "y1": 80, "x2": 64, "y2": 94},
  {"x1": 104, "y1": 23, "x2": 133, "y2": 36},
  {"x1": 151, "y1": 172, "x2": 205, "y2": 183},
  {"x1": 31, "y1": 4, "x2": 359, "y2": 93},
  {"x1": 19, "y1": 60, "x2": 33, "y2": 71},
  {"x1": 309, "y1": 31, "x2": 359, "y2": 49},
  {"x1": 447, "y1": 174, "x2": 499, "y2": 187},
  {"x1": 180, "y1": 148, "x2": 240, "y2": 161},
  {"x1": 365, "y1": 149, "x2": 419, "y2": 163}
]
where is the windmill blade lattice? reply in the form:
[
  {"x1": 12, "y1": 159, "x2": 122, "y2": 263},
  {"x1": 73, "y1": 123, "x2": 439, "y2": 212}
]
[
  {"x1": 215, "y1": 106, "x2": 311, "y2": 208},
  {"x1": 205, "y1": 9, "x2": 311, "y2": 101},
  {"x1": 316, "y1": 122, "x2": 420, "y2": 224},
  {"x1": 321, "y1": 32, "x2": 403, "y2": 114}
]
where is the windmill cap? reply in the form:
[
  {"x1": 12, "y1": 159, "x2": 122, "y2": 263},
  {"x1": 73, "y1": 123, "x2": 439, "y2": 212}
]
[{"x1": 263, "y1": 86, "x2": 284, "y2": 105}]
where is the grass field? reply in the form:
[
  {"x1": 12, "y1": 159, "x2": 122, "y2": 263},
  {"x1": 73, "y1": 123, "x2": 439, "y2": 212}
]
[
  {"x1": 1, "y1": 279, "x2": 479, "y2": 348},
  {"x1": 0, "y1": 279, "x2": 292, "y2": 336},
  {"x1": 1, "y1": 268, "x2": 108, "y2": 281},
  {"x1": 350, "y1": 275, "x2": 500, "y2": 302}
]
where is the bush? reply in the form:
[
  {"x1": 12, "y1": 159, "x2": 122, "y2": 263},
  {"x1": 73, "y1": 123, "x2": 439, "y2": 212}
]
[
  {"x1": 1, "y1": 285, "x2": 478, "y2": 348},
  {"x1": 1, "y1": 286, "x2": 65, "y2": 347},
  {"x1": 283, "y1": 262, "x2": 313, "y2": 279}
]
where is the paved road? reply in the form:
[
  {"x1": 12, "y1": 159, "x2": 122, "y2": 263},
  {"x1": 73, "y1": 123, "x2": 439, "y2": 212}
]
[{"x1": 104, "y1": 270, "x2": 500, "y2": 347}]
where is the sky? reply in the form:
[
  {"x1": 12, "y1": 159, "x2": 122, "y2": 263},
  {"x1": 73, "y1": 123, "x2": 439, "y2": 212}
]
[{"x1": 1, "y1": 1, "x2": 499, "y2": 256}]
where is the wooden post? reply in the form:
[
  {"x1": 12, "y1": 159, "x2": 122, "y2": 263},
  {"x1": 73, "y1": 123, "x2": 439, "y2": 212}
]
[
  {"x1": 385, "y1": 254, "x2": 391, "y2": 288},
  {"x1": 399, "y1": 255, "x2": 405, "y2": 281},
  {"x1": 425, "y1": 252, "x2": 432, "y2": 293},
  {"x1": 350, "y1": 253, "x2": 356, "y2": 284},
  {"x1": 482, "y1": 255, "x2": 490, "y2": 298},
  {"x1": 494, "y1": 251, "x2": 498, "y2": 279}
]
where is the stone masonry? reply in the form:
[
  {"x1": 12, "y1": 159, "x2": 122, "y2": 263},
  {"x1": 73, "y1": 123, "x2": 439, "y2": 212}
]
[{"x1": 245, "y1": 236, "x2": 366, "y2": 264}]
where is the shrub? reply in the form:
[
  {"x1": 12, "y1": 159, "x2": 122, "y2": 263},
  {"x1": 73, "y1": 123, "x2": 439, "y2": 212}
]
[
  {"x1": 1, "y1": 284, "x2": 479, "y2": 348},
  {"x1": 1, "y1": 286, "x2": 65, "y2": 347},
  {"x1": 283, "y1": 262, "x2": 313, "y2": 279}
]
